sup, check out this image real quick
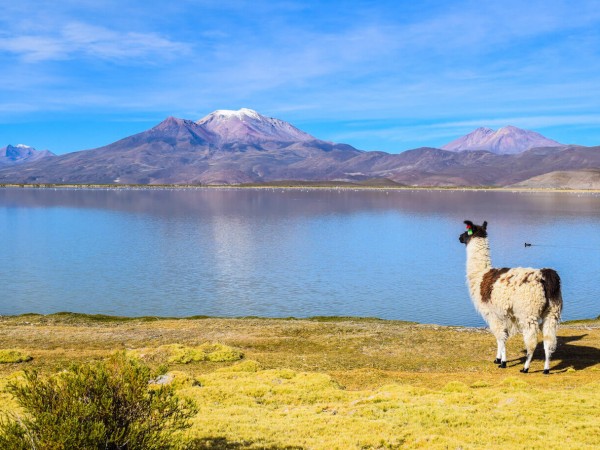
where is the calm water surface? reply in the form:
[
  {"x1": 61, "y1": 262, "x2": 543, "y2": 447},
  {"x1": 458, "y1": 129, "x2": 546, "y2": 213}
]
[{"x1": 1, "y1": 188, "x2": 598, "y2": 326}]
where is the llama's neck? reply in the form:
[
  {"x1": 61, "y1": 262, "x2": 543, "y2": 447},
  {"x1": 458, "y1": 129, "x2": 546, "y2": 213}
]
[{"x1": 465, "y1": 237, "x2": 492, "y2": 301}]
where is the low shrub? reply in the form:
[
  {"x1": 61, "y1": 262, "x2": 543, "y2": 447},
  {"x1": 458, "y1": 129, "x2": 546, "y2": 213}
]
[
  {"x1": 130, "y1": 343, "x2": 243, "y2": 365},
  {"x1": 201, "y1": 343, "x2": 244, "y2": 363},
  {"x1": 0, "y1": 350, "x2": 32, "y2": 364},
  {"x1": 167, "y1": 343, "x2": 243, "y2": 364},
  {"x1": 0, "y1": 352, "x2": 197, "y2": 449}
]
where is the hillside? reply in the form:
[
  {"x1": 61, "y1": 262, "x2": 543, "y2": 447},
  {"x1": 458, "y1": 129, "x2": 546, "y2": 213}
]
[{"x1": 510, "y1": 169, "x2": 600, "y2": 189}]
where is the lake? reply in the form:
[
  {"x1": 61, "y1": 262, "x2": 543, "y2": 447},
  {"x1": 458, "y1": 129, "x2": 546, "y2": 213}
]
[{"x1": 0, "y1": 187, "x2": 598, "y2": 326}]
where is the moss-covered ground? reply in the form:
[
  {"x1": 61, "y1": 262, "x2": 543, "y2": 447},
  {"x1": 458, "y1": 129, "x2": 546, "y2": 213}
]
[{"x1": 1, "y1": 313, "x2": 599, "y2": 449}]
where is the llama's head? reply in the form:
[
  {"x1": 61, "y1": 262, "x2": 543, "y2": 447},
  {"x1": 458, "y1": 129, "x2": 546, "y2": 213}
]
[{"x1": 459, "y1": 220, "x2": 487, "y2": 245}]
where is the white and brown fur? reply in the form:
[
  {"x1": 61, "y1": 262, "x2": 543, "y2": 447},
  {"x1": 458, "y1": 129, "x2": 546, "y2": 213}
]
[{"x1": 459, "y1": 220, "x2": 563, "y2": 374}]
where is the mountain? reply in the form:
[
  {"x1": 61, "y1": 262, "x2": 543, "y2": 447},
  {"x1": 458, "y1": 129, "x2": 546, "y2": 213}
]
[
  {"x1": 442, "y1": 126, "x2": 563, "y2": 154},
  {"x1": 196, "y1": 108, "x2": 315, "y2": 146},
  {"x1": 0, "y1": 109, "x2": 363, "y2": 185},
  {"x1": 0, "y1": 110, "x2": 597, "y2": 188},
  {"x1": 0, "y1": 144, "x2": 55, "y2": 165}
]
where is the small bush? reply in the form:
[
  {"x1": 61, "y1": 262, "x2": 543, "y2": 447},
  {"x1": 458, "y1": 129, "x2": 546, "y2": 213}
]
[
  {"x1": 0, "y1": 350, "x2": 32, "y2": 364},
  {"x1": 0, "y1": 352, "x2": 197, "y2": 450}
]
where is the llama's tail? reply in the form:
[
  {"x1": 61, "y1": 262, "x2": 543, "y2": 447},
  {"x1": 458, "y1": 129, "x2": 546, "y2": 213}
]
[{"x1": 540, "y1": 268, "x2": 563, "y2": 355}]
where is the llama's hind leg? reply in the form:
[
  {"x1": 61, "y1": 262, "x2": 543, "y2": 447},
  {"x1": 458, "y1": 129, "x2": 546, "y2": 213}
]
[
  {"x1": 520, "y1": 321, "x2": 538, "y2": 373},
  {"x1": 542, "y1": 336, "x2": 556, "y2": 374},
  {"x1": 542, "y1": 312, "x2": 560, "y2": 375}
]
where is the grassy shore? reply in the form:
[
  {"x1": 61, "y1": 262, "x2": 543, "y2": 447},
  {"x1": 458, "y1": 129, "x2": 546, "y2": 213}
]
[
  {"x1": 2, "y1": 182, "x2": 600, "y2": 194},
  {"x1": 1, "y1": 313, "x2": 599, "y2": 449}
]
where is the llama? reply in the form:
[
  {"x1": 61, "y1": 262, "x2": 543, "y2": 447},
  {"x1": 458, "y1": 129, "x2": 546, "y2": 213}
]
[{"x1": 459, "y1": 220, "x2": 562, "y2": 374}]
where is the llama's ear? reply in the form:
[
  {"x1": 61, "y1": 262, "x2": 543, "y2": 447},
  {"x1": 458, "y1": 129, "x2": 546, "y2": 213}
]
[
  {"x1": 464, "y1": 220, "x2": 473, "y2": 227},
  {"x1": 482, "y1": 221, "x2": 488, "y2": 230}
]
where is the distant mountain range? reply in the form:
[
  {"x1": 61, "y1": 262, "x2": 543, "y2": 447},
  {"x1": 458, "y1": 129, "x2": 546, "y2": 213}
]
[{"x1": 0, "y1": 109, "x2": 598, "y2": 188}]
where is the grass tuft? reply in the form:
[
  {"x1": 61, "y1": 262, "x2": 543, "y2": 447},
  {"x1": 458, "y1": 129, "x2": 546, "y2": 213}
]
[
  {"x1": 470, "y1": 380, "x2": 491, "y2": 388},
  {"x1": 220, "y1": 360, "x2": 261, "y2": 373},
  {"x1": 0, "y1": 350, "x2": 32, "y2": 364},
  {"x1": 442, "y1": 381, "x2": 468, "y2": 392},
  {"x1": 129, "y1": 343, "x2": 243, "y2": 365},
  {"x1": 202, "y1": 344, "x2": 244, "y2": 362},
  {"x1": 500, "y1": 376, "x2": 528, "y2": 389}
]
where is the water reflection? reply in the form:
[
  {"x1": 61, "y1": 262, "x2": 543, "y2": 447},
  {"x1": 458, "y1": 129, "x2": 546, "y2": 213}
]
[
  {"x1": 0, "y1": 188, "x2": 598, "y2": 325},
  {"x1": 1, "y1": 187, "x2": 599, "y2": 221}
]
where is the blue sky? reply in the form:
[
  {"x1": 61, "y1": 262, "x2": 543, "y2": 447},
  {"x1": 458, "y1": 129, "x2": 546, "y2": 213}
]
[{"x1": 1, "y1": 0, "x2": 600, "y2": 154}]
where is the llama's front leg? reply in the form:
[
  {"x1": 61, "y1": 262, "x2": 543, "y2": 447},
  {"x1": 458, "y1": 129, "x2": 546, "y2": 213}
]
[
  {"x1": 491, "y1": 335, "x2": 507, "y2": 368},
  {"x1": 497, "y1": 338, "x2": 507, "y2": 368},
  {"x1": 494, "y1": 339, "x2": 504, "y2": 365},
  {"x1": 489, "y1": 319, "x2": 508, "y2": 368}
]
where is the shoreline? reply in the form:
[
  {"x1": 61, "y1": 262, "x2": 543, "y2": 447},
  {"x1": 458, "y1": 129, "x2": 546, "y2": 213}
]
[
  {"x1": 1, "y1": 182, "x2": 600, "y2": 194},
  {"x1": 3, "y1": 311, "x2": 598, "y2": 326}
]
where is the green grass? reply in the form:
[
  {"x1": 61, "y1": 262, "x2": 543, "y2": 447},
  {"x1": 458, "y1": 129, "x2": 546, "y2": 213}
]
[
  {"x1": 181, "y1": 361, "x2": 600, "y2": 449},
  {"x1": 1, "y1": 314, "x2": 599, "y2": 448}
]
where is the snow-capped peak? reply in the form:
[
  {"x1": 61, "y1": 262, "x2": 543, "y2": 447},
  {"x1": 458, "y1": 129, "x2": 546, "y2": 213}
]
[
  {"x1": 196, "y1": 108, "x2": 315, "y2": 144},
  {"x1": 208, "y1": 108, "x2": 262, "y2": 121},
  {"x1": 15, "y1": 144, "x2": 33, "y2": 149}
]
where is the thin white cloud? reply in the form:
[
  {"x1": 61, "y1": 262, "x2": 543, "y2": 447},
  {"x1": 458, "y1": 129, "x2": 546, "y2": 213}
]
[
  {"x1": 0, "y1": 102, "x2": 43, "y2": 114},
  {"x1": 0, "y1": 22, "x2": 190, "y2": 63},
  {"x1": 196, "y1": 23, "x2": 398, "y2": 95}
]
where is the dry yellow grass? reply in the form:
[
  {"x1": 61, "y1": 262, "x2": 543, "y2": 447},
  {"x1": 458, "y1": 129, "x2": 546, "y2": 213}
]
[{"x1": 1, "y1": 313, "x2": 599, "y2": 449}]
